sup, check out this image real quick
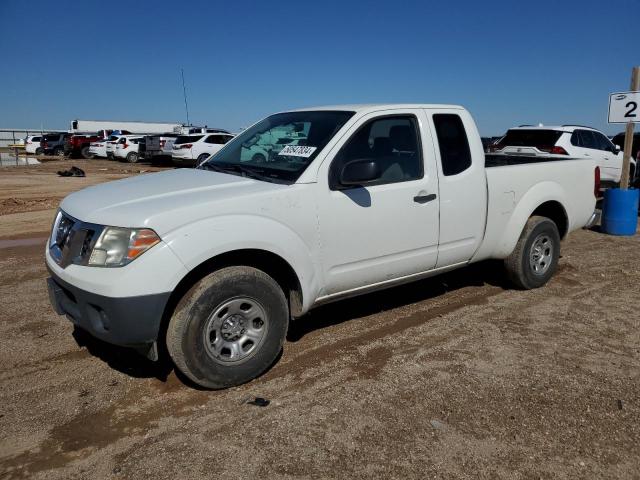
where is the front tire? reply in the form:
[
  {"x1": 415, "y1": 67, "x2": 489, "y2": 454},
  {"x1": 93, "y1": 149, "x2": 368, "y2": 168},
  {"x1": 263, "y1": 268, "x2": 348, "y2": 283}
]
[
  {"x1": 504, "y1": 216, "x2": 560, "y2": 289},
  {"x1": 166, "y1": 266, "x2": 289, "y2": 389}
]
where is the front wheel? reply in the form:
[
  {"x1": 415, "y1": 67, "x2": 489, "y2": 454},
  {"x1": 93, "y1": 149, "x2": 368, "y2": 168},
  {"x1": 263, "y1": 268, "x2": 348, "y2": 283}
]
[
  {"x1": 166, "y1": 266, "x2": 289, "y2": 389},
  {"x1": 504, "y1": 216, "x2": 560, "y2": 289}
]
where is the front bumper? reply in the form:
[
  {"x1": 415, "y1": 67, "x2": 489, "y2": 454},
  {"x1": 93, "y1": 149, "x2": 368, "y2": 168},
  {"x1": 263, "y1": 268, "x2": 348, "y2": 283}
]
[{"x1": 47, "y1": 268, "x2": 170, "y2": 347}]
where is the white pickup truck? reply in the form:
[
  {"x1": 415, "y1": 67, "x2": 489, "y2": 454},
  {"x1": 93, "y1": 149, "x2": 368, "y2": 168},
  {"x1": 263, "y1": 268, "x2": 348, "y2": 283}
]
[{"x1": 46, "y1": 104, "x2": 598, "y2": 389}]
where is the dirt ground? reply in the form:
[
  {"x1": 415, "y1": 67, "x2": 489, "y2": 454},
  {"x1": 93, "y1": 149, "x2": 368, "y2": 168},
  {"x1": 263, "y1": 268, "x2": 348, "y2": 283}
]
[{"x1": 0, "y1": 158, "x2": 639, "y2": 479}]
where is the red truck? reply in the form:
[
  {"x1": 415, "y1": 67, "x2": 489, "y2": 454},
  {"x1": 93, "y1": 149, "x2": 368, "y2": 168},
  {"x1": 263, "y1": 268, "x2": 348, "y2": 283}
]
[{"x1": 64, "y1": 129, "x2": 131, "y2": 158}]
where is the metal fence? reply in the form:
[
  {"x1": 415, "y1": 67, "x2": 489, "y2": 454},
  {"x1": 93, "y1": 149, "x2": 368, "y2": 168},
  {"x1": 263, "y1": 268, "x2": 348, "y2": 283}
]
[{"x1": 0, "y1": 128, "x2": 67, "y2": 149}]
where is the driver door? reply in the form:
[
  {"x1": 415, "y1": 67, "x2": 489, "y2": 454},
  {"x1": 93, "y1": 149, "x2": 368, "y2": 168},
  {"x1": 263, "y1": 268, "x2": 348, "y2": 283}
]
[{"x1": 315, "y1": 109, "x2": 440, "y2": 296}]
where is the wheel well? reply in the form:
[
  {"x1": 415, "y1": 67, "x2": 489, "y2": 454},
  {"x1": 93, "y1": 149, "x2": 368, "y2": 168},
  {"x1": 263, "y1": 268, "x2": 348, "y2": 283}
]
[
  {"x1": 530, "y1": 201, "x2": 568, "y2": 238},
  {"x1": 160, "y1": 249, "x2": 304, "y2": 337}
]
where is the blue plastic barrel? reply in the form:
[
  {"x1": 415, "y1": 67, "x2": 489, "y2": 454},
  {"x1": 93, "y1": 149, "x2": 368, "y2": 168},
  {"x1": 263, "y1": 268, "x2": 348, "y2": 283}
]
[{"x1": 601, "y1": 188, "x2": 639, "y2": 235}]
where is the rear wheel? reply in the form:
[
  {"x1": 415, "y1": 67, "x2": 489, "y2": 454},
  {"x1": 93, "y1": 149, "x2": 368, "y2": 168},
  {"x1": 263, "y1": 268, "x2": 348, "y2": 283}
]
[
  {"x1": 197, "y1": 153, "x2": 210, "y2": 164},
  {"x1": 80, "y1": 146, "x2": 93, "y2": 159},
  {"x1": 126, "y1": 152, "x2": 139, "y2": 163},
  {"x1": 53, "y1": 146, "x2": 64, "y2": 156},
  {"x1": 35, "y1": 147, "x2": 43, "y2": 155},
  {"x1": 166, "y1": 266, "x2": 289, "y2": 389},
  {"x1": 252, "y1": 153, "x2": 266, "y2": 163},
  {"x1": 504, "y1": 216, "x2": 560, "y2": 289}
]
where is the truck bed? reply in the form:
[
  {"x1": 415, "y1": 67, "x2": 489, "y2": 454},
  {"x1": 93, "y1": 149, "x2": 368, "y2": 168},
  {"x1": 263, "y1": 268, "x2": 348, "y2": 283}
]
[{"x1": 472, "y1": 157, "x2": 596, "y2": 262}]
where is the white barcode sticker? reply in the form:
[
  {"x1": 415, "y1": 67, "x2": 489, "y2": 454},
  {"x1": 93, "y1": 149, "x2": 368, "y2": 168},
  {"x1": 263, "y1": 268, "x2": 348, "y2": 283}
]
[{"x1": 278, "y1": 145, "x2": 317, "y2": 157}]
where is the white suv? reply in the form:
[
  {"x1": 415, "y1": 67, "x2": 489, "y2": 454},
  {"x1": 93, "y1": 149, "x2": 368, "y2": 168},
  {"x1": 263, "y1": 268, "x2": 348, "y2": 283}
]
[
  {"x1": 24, "y1": 135, "x2": 43, "y2": 155},
  {"x1": 114, "y1": 136, "x2": 144, "y2": 163},
  {"x1": 172, "y1": 133, "x2": 234, "y2": 166},
  {"x1": 490, "y1": 125, "x2": 636, "y2": 185}
]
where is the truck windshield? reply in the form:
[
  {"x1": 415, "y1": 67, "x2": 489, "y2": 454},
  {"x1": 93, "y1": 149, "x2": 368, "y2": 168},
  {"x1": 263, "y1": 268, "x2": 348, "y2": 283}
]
[{"x1": 200, "y1": 111, "x2": 355, "y2": 183}]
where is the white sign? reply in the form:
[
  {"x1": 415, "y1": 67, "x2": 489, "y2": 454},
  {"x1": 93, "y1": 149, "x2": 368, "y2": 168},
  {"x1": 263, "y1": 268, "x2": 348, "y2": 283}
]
[
  {"x1": 608, "y1": 91, "x2": 640, "y2": 123},
  {"x1": 278, "y1": 145, "x2": 317, "y2": 157}
]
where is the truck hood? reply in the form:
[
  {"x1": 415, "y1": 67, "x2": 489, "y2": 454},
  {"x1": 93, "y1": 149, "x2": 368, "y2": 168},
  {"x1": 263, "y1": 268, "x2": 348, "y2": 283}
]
[{"x1": 60, "y1": 169, "x2": 286, "y2": 234}]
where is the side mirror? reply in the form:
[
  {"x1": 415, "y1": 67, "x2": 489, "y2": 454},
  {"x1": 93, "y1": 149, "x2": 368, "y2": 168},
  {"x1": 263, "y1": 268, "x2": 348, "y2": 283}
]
[
  {"x1": 614, "y1": 144, "x2": 621, "y2": 153},
  {"x1": 340, "y1": 159, "x2": 381, "y2": 186}
]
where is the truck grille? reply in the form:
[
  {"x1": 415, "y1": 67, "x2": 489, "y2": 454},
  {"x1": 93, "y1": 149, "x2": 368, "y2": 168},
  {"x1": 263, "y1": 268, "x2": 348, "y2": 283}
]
[{"x1": 50, "y1": 211, "x2": 103, "y2": 268}]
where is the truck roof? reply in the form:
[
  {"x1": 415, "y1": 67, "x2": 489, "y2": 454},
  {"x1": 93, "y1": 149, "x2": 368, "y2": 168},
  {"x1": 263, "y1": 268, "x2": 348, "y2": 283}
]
[{"x1": 286, "y1": 103, "x2": 465, "y2": 113}]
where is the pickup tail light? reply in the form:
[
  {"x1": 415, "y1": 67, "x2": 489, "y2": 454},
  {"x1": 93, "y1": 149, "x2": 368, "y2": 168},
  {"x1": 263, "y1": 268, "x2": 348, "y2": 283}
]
[{"x1": 594, "y1": 166, "x2": 601, "y2": 198}]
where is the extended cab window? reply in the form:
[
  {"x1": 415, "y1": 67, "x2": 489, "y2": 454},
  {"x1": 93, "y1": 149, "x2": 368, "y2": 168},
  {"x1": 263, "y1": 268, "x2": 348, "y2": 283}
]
[
  {"x1": 330, "y1": 115, "x2": 423, "y2": 189},
  {"x1": 433, "y1": 114, "x2": 472, "y2": 176}
]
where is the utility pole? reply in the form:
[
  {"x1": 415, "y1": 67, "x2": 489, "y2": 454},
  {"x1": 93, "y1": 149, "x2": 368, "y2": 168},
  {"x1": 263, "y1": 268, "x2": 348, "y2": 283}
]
[
  {"x1": 620, "y1": 66, "x2": 640, "y2": 189},
  {"x1": 181, "y1": 68, "x2": 190, "y2": 126}
]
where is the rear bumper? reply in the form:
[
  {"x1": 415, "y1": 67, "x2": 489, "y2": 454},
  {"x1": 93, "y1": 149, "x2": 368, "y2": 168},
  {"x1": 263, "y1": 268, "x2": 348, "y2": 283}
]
[{"x1": 47, "y1": 268, "x2": 170, "y2": 347}]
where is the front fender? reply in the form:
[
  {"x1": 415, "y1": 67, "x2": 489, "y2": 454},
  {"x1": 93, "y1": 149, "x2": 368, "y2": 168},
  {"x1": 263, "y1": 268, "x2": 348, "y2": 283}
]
[{"x1": 162, "y1": 215, "x2": 320, "y2": 312}]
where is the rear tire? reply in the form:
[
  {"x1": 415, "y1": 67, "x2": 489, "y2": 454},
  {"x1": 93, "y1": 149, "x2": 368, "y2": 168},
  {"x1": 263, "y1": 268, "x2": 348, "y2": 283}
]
[
  {"x1": 166, "y1": 266, "x2": 289, "y2": 389},
  {"x1": 35, "y1": 147, "x2": 43, "y2": 155},
  {"x1": 53, "y1": 146, "x2": 63, "y2": 156},
  {"x1": 126, "y1": 152, "x2": 139, "y2": 163},
  {"x1": 80, "y1": 146, "x2": 92, "y2": 159},
  {"x1": 196, "y1": 153, "x2": 210, "y2": 164},
  {"x1": 504, "y1": 216, "x2": 560, "y2": 289}
]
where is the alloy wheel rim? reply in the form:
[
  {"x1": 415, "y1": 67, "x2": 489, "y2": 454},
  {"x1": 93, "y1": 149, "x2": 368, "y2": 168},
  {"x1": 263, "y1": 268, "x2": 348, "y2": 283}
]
[{"x1": 529, "y1": 234, "x2": 553, "y2": 275}]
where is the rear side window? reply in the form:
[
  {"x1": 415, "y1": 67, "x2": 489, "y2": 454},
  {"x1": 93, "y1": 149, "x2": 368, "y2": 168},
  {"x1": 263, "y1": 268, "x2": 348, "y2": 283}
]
[
  {"x1": 498, "y1": 129, "x2": 563, "y2": 149},
  {"x1": 572, "y1": 130, "x2": 598, "y2": 149},
  {"x1": 175, "y1": 135, "x2": 203, "y2": 144},
  {"x1": 205, "y1": 135, "x2": 228, "y2": 144},
  {"x1": 433, "y1": 114, "x2": 472, "y2": 176}
]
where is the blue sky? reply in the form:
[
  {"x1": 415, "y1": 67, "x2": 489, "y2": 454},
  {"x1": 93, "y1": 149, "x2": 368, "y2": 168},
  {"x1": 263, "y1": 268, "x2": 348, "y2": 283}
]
[{"x1": 0, "y1": 0, "x2": 638, "y2": 136}]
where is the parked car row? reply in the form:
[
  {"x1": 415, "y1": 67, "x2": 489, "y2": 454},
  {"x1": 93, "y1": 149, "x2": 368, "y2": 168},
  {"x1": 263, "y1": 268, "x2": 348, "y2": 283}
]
[{"x1": 487, "y1": 125, "x2": 639, "y2": 186}]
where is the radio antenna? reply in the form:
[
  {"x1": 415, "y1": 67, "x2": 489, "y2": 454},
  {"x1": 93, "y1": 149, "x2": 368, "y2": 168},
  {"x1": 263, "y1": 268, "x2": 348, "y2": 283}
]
[{"x1": 181, "y1": 68, "x2": 190, "y2": 126}]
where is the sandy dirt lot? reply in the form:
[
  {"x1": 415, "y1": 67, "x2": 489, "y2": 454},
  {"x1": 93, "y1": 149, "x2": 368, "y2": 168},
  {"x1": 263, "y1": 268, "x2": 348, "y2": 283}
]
[{"x1": 0, "y1": 159, "x2": 639, "y2": 479}]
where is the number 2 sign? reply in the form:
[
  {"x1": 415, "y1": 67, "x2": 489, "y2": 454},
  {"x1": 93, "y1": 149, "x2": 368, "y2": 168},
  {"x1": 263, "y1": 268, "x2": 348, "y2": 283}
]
[{"x1": 608, "y1": 91, "x2": 640, "y2": 123}]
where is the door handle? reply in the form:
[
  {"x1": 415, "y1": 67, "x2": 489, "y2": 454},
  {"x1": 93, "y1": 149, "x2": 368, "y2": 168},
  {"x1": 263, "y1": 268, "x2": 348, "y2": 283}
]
[{"x1": 413, "y1": 193, "x2": 437, "y2": 204}]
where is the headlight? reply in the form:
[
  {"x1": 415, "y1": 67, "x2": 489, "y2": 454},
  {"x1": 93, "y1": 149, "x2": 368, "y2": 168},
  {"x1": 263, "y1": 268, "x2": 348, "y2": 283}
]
[{"x1": 88, "y1": 227, "x2": 160, "y2": 267}]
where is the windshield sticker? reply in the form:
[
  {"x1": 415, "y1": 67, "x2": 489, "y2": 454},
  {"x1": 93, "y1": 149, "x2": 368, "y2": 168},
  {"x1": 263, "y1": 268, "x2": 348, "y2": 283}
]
[{"x1": 278, "y1": 145, "x2": 317, "y2": 157}]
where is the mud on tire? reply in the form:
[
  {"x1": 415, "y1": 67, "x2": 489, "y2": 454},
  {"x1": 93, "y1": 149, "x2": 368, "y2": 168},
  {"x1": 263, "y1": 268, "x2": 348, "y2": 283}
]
[
  {"x1": 166, "y1": 266, "x2": 289, "y2": 389},
  {"x1": 504, "y1": 215, "x2": 560, "y2": 290}
]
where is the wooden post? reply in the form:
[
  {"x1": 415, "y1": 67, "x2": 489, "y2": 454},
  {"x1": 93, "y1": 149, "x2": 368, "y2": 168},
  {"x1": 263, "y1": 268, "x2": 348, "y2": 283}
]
[{"x1": 620, "y1": 66, "x2": 640, "y2": 190}]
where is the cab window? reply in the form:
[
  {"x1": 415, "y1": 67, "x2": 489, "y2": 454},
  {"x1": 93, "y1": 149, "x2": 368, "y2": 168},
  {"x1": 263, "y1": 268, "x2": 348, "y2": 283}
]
[{"x1": 329, "y1": 115, "x2": 422, "y2": 190}]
